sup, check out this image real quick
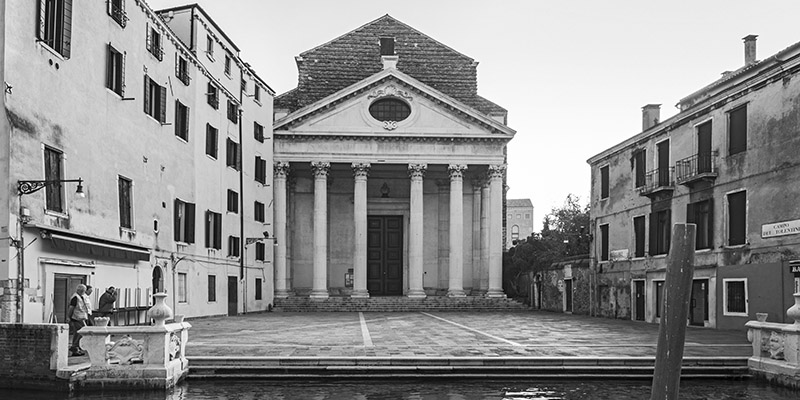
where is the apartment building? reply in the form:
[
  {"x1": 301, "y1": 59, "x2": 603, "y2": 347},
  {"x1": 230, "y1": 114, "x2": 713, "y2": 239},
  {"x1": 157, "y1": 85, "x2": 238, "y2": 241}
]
[
  {"x1": 507, "y1": 198, "x2": 533, "y2": 247},
  {"x1": 0, "y1": 1, "x2": 274, "y2": 323},
  {"x1": 587, "y1": 35, "x2": 800, "y2": 330}
]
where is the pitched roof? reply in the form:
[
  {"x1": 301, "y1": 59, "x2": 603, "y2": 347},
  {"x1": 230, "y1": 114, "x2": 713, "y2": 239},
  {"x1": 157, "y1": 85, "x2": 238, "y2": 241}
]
[
  {"x1": 507, "y1": 199, "x2": 533, "y2": 208},
  {"x1": 275, "y1": 15, "x2": 506, "y2": 116}
]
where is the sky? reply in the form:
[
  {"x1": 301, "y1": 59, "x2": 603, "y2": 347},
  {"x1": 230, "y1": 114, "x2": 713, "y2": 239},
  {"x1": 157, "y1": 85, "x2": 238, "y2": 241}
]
[{"x1": 151, "y1": 0, "x2": 800, "y2": 232}]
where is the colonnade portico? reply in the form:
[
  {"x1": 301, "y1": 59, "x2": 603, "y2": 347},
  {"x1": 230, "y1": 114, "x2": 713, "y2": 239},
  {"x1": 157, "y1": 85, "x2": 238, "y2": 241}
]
[{"x1": 272, "y1": 161, "x2": 507, "y2": 299}]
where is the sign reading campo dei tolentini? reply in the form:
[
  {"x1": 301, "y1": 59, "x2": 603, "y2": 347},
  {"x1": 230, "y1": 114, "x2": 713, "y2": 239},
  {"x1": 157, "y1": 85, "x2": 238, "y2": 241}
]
[{"x1": 761, "y1": 219, "x2": 800, "y2": 238}]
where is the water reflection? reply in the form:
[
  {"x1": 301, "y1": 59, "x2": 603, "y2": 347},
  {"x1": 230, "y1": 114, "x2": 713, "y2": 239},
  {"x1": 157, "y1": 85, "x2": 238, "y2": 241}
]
[{"x1": 1, "y1": 379, "x2": 798, "y2": 400}]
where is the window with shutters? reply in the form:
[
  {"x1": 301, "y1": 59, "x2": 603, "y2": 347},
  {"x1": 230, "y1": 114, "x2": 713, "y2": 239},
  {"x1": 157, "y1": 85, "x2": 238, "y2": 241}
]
[
  {"x1": 224, "y1": 54, "x2": 232, "y2": 76},
  {"x1": 226, "y1": 138, "x2": 240, "y2": 170},
  {"x1": 227, "y1": 100, "x2": 239, "y2": 124},
  {"x1": 177, "y1": 273, "x2": 187, "y2": 303},
  {"x1": 176, "y1": 55, "x2": 190, "y2": 86},
  {"x1": 633, "y1": 149, "x2": 646, "y2": 188},
  {"x1": 146, "y1": 24, "x2": 163, "y2": 61},
  {"x1": 106, "y1": 44, "x2": 125, "y2": 96},
  {"x1": 600, "y1": 165, "x2": 609, "y2": 199},
  {"x1": 228, "y1": 236, "x2": 240, "y2": 257},
  {"x1": 255, "y1": 278, "x2": 263, "y2": 300},
  {"x1": 599, "y1": 224, "x2": 609, "y2": 261},
  {"x1": 254, "y1": 86, "x2": 261, "y2": 103},
  {"x1": 107, "y1": 0, "x2": 127, "y2": 28},
  {"x1": 174, "y1": 100, "x2": 189, "y2": 141},
  {"x1": 254, "y1": 156, "x2": 267, "y2": 184},
  {"x1": 633, "y1": 215, "x2": 645, "y2": 257},
  {"x1": 205, "y1": 211, "x2": 222, "y2": 250},
  {"x1": 174, "y1": 199, "x2": 196, "y2": 244},
  {"x1": 207, "y1": 82, "x2": 219, "y2": 109},
  {"x1": 118, "y1": 176, "x2": 133, "y2": 229},
  {"x1": 687, "y1": 199, "x2": 713, "y2": 250},
  {"x1": 205, "y1": 124, "x2": 218, "y2": 158},
  {"x1": 729, "y1": 105, "x2": 747, "y2": 155},
  {"x1": 649, "y1": 209, "x2": 671, "y2": 255},
  {"x1": 226, "y1": 189, "x2": 238, "y2": 213},
  {"x1": 207, "y1": 275, "x2": 216, "y2": 302},
  {"x1": 206, "y1": 35, "x2": 214, "y2": 58},
  {"x1": 241, "y1": 79, "x2": 247, "y2": 93},
  {"x1": 143, "y1": 75, "x2": 166, "y2": 123},
  {"x1": 255, "y1": 242, "x2": 265, "y2": 262},
  {"x1": 511, "y1": 225, "x2": 520, "y2": 242},
  {"x1": 254, "y1": 122, "x2": 264, "y2": 143},
  {"x1": 254, "y1": 201, "x2": 265, "y2": 223},
  {"x1": 44, "y1": 146, "x2": 65, "y2": 213},
  {"x1": 723, "y1": 278, "x2": 748, "y2": 316},
  {"x1": 37, "y1": 0, "x2": 73, "y2": 58},
  {"x1": 728, "y1": 190, "x2": 747, "y2": 246}
]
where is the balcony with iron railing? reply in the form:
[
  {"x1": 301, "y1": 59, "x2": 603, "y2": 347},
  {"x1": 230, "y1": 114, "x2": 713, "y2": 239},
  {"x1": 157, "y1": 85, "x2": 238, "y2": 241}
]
[
  {"x1": 676, "y1": 151, "x2": 718, "y2": 185},
  {"x1": 637, "y1": 167, "x2": 674, "y2": 197},
  {"x1": 107, "y1": 1, "x2": 128, "y2": 28}
]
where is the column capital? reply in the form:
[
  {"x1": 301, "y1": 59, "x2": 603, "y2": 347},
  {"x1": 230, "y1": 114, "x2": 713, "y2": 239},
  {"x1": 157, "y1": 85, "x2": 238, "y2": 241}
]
[
  {"x1": 352, "y1": 163, "x2": 371, "y2": 178},
  {"x1": 487, "y1": 164, "x2": 507, "y2": 180},
  {"x1": 311, "y1": 161, "x2": 331, "y2": 178},
  {"x1": 274, "y1": 161, "x2": 290, "y2": 178},
  {"x1": 408, "y1": 163, "x2": 427, "y2": 180},
  {"x1": 471, "y1": 178, "x2": 486, "y2": 190},
  {"x1": 448, "y1": 164, "x2": 468, "y2": 180}
]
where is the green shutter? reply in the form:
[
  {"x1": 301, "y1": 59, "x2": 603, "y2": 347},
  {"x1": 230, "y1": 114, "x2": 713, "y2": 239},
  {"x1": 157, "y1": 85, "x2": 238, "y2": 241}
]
[
  {"x1": 159, "y1": 84, "x2": 167, "y2": 123},
  {"x1": 143, "y1": 75, "x2": 150, "y2": 114},
  {"x1": 707, "y1": 200, "x2": 714, "y2": 249},
  {"x1": 174, "y1": 199, "x2": 182, "y2": 241},
  {"x1": 37, "y1": 0, "x2": 46, "y2": 39},
  {"x1": 649, "y1": 212, "x2": 657, "y2": 256},
  {"x1": 61, "y1": 0, "x2": 73, "y2": 58},
  {"x1": 106, "y1": 44, "x2": 113, "y2": 90},
  {"x1": 186, "y1": 202, "x2": 196, "y2": 244}
]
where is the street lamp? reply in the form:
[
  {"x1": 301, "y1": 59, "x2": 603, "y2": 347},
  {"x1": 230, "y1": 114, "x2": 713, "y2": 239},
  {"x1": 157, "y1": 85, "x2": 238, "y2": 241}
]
[{"x1": 13, "y1": 178, "x2": 84, "y2": 322}]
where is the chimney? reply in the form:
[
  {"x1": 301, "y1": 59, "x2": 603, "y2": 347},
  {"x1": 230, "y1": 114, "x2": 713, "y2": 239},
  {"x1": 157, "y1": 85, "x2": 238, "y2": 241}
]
[
  {"x1": 642, "y1": 104, "x2": 661, "y2": 131},
  {"x1": 743, "y1": 34, "x2": 758, "y2": 66}
]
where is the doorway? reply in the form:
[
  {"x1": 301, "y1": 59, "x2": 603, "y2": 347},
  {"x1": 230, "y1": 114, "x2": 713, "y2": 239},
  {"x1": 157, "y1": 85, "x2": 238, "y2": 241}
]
[
  {"x1": 227, "y1": 277, "x2": 238, "y2": 316},
  {"x1": 564, "y1": 278, "x2": 573, "y2": 313},
  {"x1": 53, "y1": 274, "x2": 86, "y2": 323},
  {"x1": 657, "y1": 139, "x2": 670, "y2": 186},
  {"x1": 367, "y1": 216, "x2": 403, "y2": 296},
  {"x1": 690, "y1": 279, "x2": 708, "y2": 326},
  {"x1": 698, "y1": 122, "x2": 712, "y2": 173},
  {"x1": 634, "y1": 280, "x2": 645, "y2": 321}
]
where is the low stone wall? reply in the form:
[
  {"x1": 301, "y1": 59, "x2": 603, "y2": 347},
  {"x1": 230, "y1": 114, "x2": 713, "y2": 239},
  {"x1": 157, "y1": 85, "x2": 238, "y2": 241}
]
[
  {"x1": 0, "y1": 323, "x2": 69, "y2": 390},
  {"x1": 746, "y1": 293, "x2": 800, "y2": 389}
]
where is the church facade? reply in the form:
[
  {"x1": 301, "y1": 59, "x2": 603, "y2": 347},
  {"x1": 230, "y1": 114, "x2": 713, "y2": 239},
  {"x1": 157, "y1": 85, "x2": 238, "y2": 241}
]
[{"x1": 272, "y1": 16, "x2": 515, "y2": 299}]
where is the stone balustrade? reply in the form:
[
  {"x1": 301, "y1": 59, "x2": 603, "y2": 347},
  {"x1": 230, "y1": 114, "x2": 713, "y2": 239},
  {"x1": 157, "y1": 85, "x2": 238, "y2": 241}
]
[{"x1": 746, "y1": 292, "x2": 800, "y2": 389}]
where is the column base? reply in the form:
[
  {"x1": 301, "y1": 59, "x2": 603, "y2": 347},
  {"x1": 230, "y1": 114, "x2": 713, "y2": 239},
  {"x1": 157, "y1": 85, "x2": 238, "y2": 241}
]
[
  {"x1": 309, "y1": 290, "x2": 329, "y2": 299},
  {"x1": 447, "y1": 289, "x2": 466, "y2": 298},
  {"x1": 406, "y1": 289, "x2": 427, "y2": 299},
  {"x1": 485, "y1": 289, "x2": 506, "y2": 298},
  {"x1": 350, "y1": 290, "x2": 370, "y2": 299},
  {"x1": 274, "y1": 289, "x2": 292, "y2": 299}
]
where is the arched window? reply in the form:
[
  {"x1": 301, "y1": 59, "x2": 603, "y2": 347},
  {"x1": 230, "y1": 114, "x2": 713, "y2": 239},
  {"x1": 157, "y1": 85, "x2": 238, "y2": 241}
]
[
  {"x1": 511, "y1": 225, "x2": 520, "y2": 241},
  {"x1": 369, "y1": 98, "x2": 410, "y2": 122}
]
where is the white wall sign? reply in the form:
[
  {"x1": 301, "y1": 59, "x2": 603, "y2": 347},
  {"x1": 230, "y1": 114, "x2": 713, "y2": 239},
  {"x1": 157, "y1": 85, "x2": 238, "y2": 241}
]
[
  {"x1": 762, "y1": 219, "x2": 800, "y2": 238},
  {"x1": 610, "y1": 249, "x2": 629, "y2": 261}
]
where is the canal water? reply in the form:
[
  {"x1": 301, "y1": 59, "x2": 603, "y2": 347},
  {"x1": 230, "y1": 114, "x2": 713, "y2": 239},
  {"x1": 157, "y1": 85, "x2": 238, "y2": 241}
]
[{"x1": 2, "y1": 379, "x2": 799, "y2": 399}]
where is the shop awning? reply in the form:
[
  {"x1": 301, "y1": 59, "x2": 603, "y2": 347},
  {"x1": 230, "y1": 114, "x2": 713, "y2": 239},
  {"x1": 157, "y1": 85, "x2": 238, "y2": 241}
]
[{"x1": 47, "y1": 232, "x2": 151, "y2": 262}]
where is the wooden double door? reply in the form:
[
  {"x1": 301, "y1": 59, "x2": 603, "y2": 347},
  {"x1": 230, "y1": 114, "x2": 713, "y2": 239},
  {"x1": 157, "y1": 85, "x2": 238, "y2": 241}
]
[{"x1": 367, "y1": 216, "x2": 403, "y2": 296}]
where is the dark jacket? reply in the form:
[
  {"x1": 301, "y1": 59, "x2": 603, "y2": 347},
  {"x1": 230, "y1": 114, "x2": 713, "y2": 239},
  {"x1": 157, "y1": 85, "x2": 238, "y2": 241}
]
[{"x1": 98, "y1": 291, "x2": 116, "y2": 313}]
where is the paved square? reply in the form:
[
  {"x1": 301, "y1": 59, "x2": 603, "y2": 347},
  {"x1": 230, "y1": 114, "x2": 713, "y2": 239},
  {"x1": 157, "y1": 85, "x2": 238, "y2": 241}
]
[{"x1": 184, "y1": 311, "x2": 751, "y2": 358}]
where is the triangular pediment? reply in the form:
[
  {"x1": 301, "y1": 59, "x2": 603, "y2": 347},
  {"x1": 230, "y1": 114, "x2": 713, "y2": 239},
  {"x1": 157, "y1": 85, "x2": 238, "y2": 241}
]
[{"x1": 274, "y1": 69, "x2": 515, "y2": 138}]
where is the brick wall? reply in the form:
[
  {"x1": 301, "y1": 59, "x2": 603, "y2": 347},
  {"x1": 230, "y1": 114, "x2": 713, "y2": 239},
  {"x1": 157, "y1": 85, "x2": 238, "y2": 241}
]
[{"x1": 0, "y1": 323, "x2": 68, "y2": 388}]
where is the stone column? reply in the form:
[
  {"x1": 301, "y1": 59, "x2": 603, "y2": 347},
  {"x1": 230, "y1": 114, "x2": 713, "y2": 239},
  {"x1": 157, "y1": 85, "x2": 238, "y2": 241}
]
[
  {"x1": 407, "y1": 164, "x2": 427, "y2": 298},
  {"x1": 471, "y1": 179, "x2": 483, "y2": 294},
  {"x1": 273, "y1": 162, "x2": 290, "y2": 298},
  {"x1": 436, "y1": 180, "x2": 450, "y2": 290},
  {"x1": 480, "y1": 181, "x2": 490, "y2": 294},
  {"x1": 447, "y1": 164, "x2": 467, "y2": 297},
  {"x1": 486, "y1": 164, "x2": 506, "y2": 298},
  {"x1": 351, "y1": 163, "x2": 370, "y2": 298},
  {"x1": 310, "y1": 162, "x2": 330, "y2": 299}
]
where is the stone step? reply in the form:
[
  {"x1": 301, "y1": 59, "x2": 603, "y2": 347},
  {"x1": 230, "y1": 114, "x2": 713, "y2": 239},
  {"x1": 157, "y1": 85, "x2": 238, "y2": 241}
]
[
  {"x1": 186, "y1": 356, "x2": 750, "y2": 379},
  {"x1": 273, "y1": 296, "x2": 529, "y2": 312}
]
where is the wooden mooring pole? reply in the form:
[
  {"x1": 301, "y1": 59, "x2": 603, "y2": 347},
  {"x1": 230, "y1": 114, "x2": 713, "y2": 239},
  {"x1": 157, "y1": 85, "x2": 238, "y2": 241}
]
[{"x1": 650, "y1": 223, "x2": 696, "y2": 400}]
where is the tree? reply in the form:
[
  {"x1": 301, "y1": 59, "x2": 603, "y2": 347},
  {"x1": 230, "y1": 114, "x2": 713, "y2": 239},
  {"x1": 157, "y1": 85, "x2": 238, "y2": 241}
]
[{"x1": 504, "y1": 194, "x2": 590, "y2": 297}]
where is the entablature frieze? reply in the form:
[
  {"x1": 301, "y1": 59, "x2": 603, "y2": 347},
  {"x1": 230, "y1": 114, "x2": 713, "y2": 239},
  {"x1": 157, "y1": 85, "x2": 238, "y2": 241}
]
[{"x1": 274, "y1": 133, "x2": 510, "y2": 144}]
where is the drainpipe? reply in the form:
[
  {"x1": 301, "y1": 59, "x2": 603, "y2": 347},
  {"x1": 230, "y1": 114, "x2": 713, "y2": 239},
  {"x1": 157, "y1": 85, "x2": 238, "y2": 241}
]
[
  {"x1": 171, "y1": 254, "x2": 177, "y2": 314},
  {"x1": 238, "y1": 68, "x2": 246, "y2": 314}
]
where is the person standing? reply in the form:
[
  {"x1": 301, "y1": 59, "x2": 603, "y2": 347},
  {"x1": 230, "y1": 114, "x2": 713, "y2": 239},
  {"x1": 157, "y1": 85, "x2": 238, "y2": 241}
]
[
  {"x1": 84, "y1": 285, "x2": 94, "y2": 326},
  {"x1": 67, "y1": 284, "x2": 89, "y2": 356},
  {"x1": 98, "y1": 286, "x2": 116, "y2": 324}
]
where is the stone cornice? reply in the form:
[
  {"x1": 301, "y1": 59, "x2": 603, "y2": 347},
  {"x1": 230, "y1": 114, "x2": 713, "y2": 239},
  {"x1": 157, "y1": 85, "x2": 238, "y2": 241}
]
[{"x1": 274, "y1": 133, "x2": 510, "y2": 144}]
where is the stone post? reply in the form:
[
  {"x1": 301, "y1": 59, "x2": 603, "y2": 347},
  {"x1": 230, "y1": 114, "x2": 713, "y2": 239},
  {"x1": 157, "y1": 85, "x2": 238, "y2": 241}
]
[
  {"x1": 447, "y1": 164, "x2": 467, "y2": 297},
  {"x1": 407, "y1": 164, "x2": 427, "y2": 298},
  {"x1": 351, "y1": 163, "x2": 370, "y2": 298},
  {"x1": 486, "y1": 164, "x2": 506, "y2": 298},
  {"x1": 471, "y1": 179, "x2": 483, "y2": 294},
  {"x1": 273, "y1": 162, "x2": 290, "y2": 298},
  {"x1": 310, "y1": 162, "x2": 330, "y2": 299}
]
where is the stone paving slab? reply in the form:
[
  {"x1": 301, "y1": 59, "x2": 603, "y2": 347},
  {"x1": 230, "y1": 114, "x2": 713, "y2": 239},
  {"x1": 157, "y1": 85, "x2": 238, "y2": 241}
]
[{"x1": 182, "y1": 311, "x2": 751, "y2": 359}]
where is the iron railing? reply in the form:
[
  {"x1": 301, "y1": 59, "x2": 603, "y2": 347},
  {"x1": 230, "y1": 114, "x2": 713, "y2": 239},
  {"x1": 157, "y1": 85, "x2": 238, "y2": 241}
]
[
  {"x1": 638, "y1": 167, "x2": 674, "y2": 195},
  {"x1": 107, "y1": 1, "x2": 128, "y2": 28},
  {"x1": 676, "y1": 151, "x2": 718, "y2": 184}
]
